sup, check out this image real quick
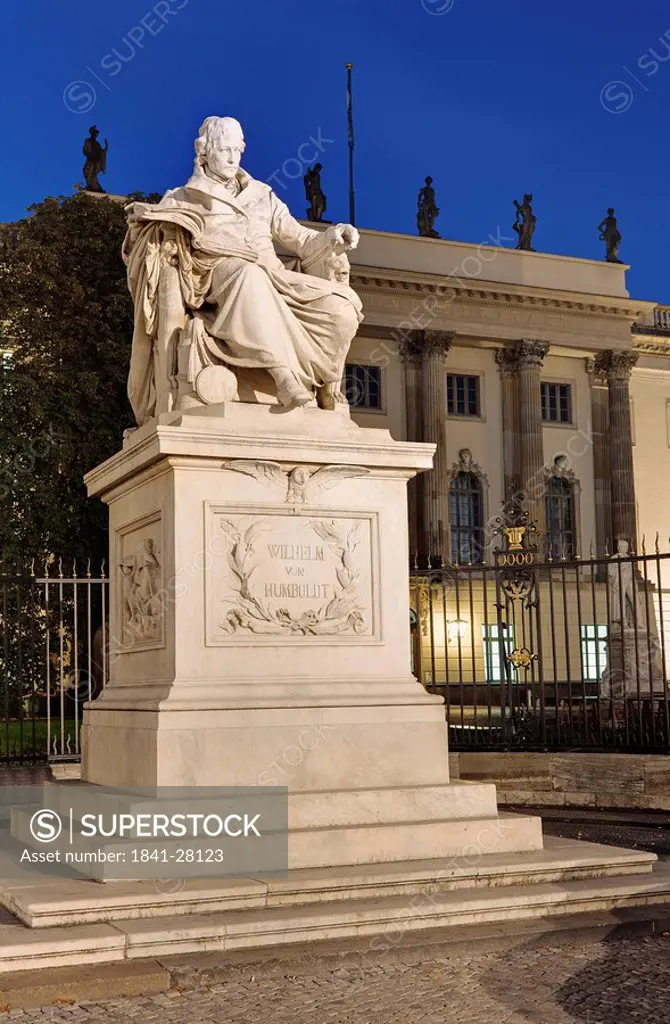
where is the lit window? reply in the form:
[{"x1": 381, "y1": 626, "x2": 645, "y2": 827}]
[
  {"x1": 581, "y1": 625, "x2": 608, "y2": 681},
  {"x1": 344, "y1": 364, "x2": 382, "y2": 410},
  {"x1": 447, "y1": 374, "x2": 480, "y2": 416},
  {"x1": 541, "y1": 382, "x2": 571, "y2": 423},
  {"x1": 482, "y1": 623, "x2": 515, "y2": 683}
]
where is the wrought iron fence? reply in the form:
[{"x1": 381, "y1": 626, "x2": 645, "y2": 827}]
[
  {"x1": 0, "y1": 560, "x2": 108, "y2": 763},
  {"x1": 410, "y1": 511, "x2": 670, "y2": 752},
  {"x1": 3, "y1": 527, "x2": 670, "y2": 764}
]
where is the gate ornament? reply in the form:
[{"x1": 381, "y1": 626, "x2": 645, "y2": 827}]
[
  {"x1": 507, "y1": 647, "x2": 537, "y2": 671},
  {"x1": 492, "y1": 500, "x2": 538, "y2": 604}
]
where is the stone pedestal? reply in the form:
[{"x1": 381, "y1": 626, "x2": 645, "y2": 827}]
[{"x1": 82, "y1": 403, "x2": 542, "y2": 870}]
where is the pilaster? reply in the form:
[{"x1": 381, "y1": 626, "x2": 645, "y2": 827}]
[
  {"x1": 400, "y1": 334, "x2": 424, "y2": 562},
  {"x1": 499, "y1": 340, "x2": 549, "y2": 544},
  {"x1": 599, "y1": 350, "x2": 639, "y2": 550},
  {"x1": 586, "y1": 356, "x2": 612, "y2": 557},
  {"x1": 417, "y1": 330, "x2": 453, "y2": 558}
]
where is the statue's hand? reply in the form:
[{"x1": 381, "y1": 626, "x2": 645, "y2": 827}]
[{"x1": 325, "y1": 223, "x2": 359, "y2": 253}]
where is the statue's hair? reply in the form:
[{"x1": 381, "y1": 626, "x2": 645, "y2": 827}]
[{"x1": 193, "y1": 116, "x2": 245, "y2": 171}]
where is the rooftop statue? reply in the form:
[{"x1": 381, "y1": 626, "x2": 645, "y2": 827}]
[
  {"x1": 417, "y1": 176, "x2": 440, "y2": 238},
  {"x1": 123, "y1": 117, "x2": 362, "y2": 425},
  {"x1": 304, "y1": 162, "x2": 327, "y2": 222},
  {"x1": 513, "y1": 193, "x2": 536, "y2": 251},
  {"x1": 82, "y1": 126, "x2": 108, "y2": 193},
  {"x1": 598, "y1": 207, "x2": 622, "y2": 263}
]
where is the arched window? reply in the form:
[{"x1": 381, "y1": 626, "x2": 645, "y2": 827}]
[
  {"x1": 545, "y1": 456, "x2": 577, "y2": 559},
  {"x1": 449, "y1": 462, "x2": 484, "y2": 563}
]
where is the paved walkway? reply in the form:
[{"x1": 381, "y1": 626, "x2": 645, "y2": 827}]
[{"x1": 4, "y1": 934, "x2": 670, "y2": 1023}]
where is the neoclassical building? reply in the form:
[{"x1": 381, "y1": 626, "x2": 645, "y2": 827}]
[{"x1": 338, "y1": 228, "x2": 669, "y2": 564}]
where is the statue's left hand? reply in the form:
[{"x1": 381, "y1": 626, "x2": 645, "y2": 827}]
[{"x1": 325, "y1": 223, "x2": 360, "y2": 253}]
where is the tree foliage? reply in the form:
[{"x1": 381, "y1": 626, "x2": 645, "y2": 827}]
[{"x1": 0, "y1": 191, "x2": 159, "y2": 568}]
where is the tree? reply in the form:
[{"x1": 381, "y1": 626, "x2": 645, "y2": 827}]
[{"x1": 0, "y1": 190, "x2": 159, "y2": 568}]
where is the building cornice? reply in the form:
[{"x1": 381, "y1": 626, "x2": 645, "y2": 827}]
[
  {"x1": 350, "y1": 266, "x2": 653, "y2": 324},
  {"x1": 633, "y1": 337, "x2": 670, "y2": 357}
]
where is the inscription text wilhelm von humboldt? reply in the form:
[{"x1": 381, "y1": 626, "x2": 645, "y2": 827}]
[
  {"x1": 213, "y1": 514, "x2": 372, "y2": 637},
  {"x1": 265, "y1": 543, "x2": 331, "y2": 600}
]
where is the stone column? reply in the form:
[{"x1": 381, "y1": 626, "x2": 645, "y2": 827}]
[
  {"x1": 603, "y1": 350, "x2": 638, "y2": 550},
  {"x1": 515, "y1": 340, "x2": 549, "y2": 544},
  {"x1": 495, "y1": 347, "x2": 520, "y2": 502},
  {"x1": 419, "y1": 330, "x2": 453, "y2": 558},
  {"x1": 586, "y1": 356, "x2": 612, "y2": 558},
  {"x1": 400, "y1": 335, "x2": 424, "y2": 562}
]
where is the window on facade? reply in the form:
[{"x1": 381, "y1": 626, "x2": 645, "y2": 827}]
[
  {"x1": 449, "y1": 472, "x2": 484, "y2": 563},
  {"x1": 541, "y1": 382, "x2": 571, "y2": 423},
  {"x1": 580, "y1": 625, "x2": 608, "y2": 681},
  {"x1": 545, "y1": 477, "x2": 575, "y2": 559},
  {"x1": 344, "y1": 364, "x2": 382, "y2": 410},
  {"x1": 482, "y1": 624, "x2": 515, "y2": 684},
  {"x1": 447, "y1": 374, "x2": 480, "y2": 416}
]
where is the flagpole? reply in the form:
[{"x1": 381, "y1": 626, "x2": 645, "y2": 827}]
[{"x1": 346, "y1": 63, "x2": 356, "y2": 226}]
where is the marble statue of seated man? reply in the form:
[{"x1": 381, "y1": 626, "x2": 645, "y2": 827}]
[{"x1": 123, "y1": 116, "x2": 363, "y2": 426}]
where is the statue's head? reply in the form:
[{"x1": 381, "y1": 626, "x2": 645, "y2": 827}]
[
  {"x1": 459, "y1": 448, "x2": 473, "y2": 469},
  {"x1": 616, "y1": 538, "x2": 629, "y2": 555},
  {"x1": 194, "y1": 116, "x2": 246, "y2": 180},
  {"x1": 425, "y1": 176, "x2": 433, "y2": 185},
  {"x1": 608, "y1": 207, "x2": 615, "y2": 216},
  {"x1": 89, "y1": 125, "x2": 99, "y2": 138}
]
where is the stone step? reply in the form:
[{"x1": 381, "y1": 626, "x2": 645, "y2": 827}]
[
  {"x1": 42, "y1": 780, "x2": 501, "y2": 828},
  {"x1": 0, "y1": 835, "x2": 657, "y2": 929},
  {"x1": 11, "y1": 805, "x2": 542, "y2": 878},
  {"x1": 0, "y1": 850, "x2": 668, "y2": 971},
  {"x1": 115, "y1": 869, "x2": 670, "y2": 961}
]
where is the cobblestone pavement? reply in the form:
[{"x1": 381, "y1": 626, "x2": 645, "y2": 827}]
[{"x1": 4, "y1": 934, "x2": 670, "y2": 1023}]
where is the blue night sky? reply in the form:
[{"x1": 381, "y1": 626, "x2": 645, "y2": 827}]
[{"x1": 2, "y1": 0, "x2": 670, "y2": 301}]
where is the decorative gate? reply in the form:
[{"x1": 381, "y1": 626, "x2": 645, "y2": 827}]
[{"x1": 411, "y1": 507, "x2": 670, "y2": 752}]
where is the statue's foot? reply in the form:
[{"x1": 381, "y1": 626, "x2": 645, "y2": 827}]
[
  {"x1": 271, "y1": 368, "x2": 315, "y2": 409},
  {"x1": 317, "y1": 383, "x2": 348, "y2": 411}
]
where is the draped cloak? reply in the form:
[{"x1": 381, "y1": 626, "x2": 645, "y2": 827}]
[{"x1": 123, "y1": 169, "x2": 363, "y2": 425}]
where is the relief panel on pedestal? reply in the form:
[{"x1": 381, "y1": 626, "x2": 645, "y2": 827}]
[
  {"x1": 115, "y1": 511, "x2": 165, "y2": 652},
  {"x1": 205, "y1": 505, "x2": 380, "y2": 645}
]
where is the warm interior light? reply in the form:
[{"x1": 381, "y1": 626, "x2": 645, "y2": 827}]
[{"x1": 447, "y1": 619, "x2": 468, "y2": 643}]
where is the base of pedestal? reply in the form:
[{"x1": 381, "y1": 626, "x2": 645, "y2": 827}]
[
  {"x1": 602, "y1": 629, "x2": 665, "y2": 697},
  {"x1": 81, "y1": 700, "x2": 545, "y2": 870}
]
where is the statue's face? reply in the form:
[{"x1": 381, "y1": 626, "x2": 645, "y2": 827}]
[{"x1": 205, "y1": 135, "x2": 243, "y2": 180}]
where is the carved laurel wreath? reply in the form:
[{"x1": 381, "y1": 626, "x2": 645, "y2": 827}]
[{"x1": 219, "y1": 518, "x2": 366, "y2": 636}]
